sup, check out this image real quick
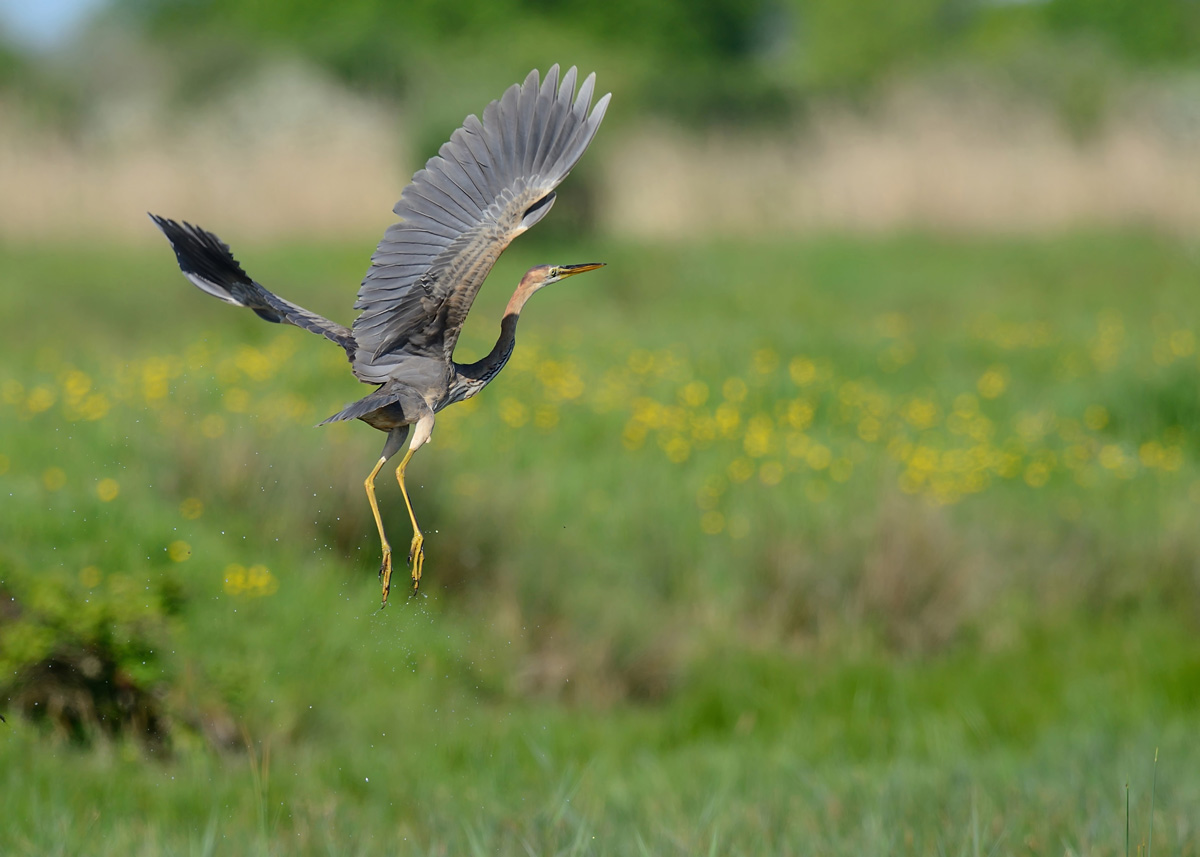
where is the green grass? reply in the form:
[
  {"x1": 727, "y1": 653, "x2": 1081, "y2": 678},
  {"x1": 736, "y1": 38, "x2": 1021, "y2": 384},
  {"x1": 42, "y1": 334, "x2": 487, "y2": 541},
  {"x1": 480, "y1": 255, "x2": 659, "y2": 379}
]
[{"x1": 2, "y1": 230, "x2": 1199, "y2": 853}]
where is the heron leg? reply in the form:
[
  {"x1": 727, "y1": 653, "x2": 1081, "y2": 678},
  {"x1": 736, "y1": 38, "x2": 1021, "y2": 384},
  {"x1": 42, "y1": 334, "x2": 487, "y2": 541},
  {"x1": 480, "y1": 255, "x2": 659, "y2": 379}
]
[
  {"x1": 364, "y1": 456, "x2": 393, "y2": 605},
  {"x1": 395, "y1": 446, "x2": 424, "y2": 593},
  {"x1": 395, "y1": 412, "x2": 434, "y2": 594},
  {"x1": 369, "y1": 426, "x2": 409, "y2": 607}
]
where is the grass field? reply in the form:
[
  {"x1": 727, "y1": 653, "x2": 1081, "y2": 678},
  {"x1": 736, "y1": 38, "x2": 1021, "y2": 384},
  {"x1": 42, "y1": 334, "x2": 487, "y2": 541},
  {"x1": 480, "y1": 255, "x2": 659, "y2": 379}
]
[{"x1": 2, "y1": 231, "x2": 1199, "y2": 854}]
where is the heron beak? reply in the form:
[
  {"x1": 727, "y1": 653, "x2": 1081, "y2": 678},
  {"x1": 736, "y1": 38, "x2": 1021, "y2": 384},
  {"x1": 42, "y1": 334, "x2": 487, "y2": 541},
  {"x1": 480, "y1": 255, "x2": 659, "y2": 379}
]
[{"x1": 557, "y1": 262, "x2": 605, "y2": 279}]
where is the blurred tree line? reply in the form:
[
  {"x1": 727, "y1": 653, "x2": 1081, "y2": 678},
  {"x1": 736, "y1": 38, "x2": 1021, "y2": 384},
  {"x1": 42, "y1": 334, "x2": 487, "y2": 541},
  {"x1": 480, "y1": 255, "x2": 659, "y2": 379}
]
[
  {"x1": 0, "y1": 0, "x2": 1197, "y2": 138},
  {"x1": 99, "y1": 0, "x2": 1200, "y2": 127}
]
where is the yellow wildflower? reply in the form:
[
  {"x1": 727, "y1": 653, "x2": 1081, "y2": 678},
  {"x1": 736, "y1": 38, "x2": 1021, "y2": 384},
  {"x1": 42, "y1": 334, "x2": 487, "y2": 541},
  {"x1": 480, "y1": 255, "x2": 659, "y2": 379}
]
[
  {"x1": 180, "y1": 498, "x2": 204, "y2": 519},
  {"x1": 743, "y1": 414, "x2": 775, "y2": 458},
  {"x1": 27, "y1": 386, "x2": 56, "y2": 414},
  {"x1": 977, "y1": 367, "x2": 1007, "y2": 399},
  {"x1": 664, "y1": 436, "x2": 691, "y2": 464},
  {"x1": 679, "y1": 381, "x2": 709, "y2": 408},
  {"x1": 902, "y1": 397, "x2": 938, "y2": 430},
  {"x1": 759, "y1": 460, "x2": 784, "y2": 486},
  {"x1": 79, "y1": 566, "x2": 102, "y2": 588},
  {"x1": 201, "y1": 415, "x2": 226, "y2": 438},
  {"x1": 728, "y1": 458, "x2": 754, "y2": 482},
  {"x1": 722, "y1": 378, "x2": 747, "y2": 403},
  {"x1": 805, "y1": 443, "x2": 832, "y2": 471},
  {"x1": 1024, "y1": 462, "x2": 1050, "y2": 488},
  {"x1": 96, "y1": 478, "x2": 120, "y2": 502},
  {"x1": 752, "y1": 349, "x2": 778, "y2": 375}
]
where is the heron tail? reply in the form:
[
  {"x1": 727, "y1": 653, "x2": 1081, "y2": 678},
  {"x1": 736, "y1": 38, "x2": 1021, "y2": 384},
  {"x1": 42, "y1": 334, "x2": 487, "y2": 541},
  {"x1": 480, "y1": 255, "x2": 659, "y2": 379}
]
[
  {"x1": 149, "y1": 214, "x2": 357, "y2": 359},
  {"x1": 318, "y1": 385, "x2": 403, "y2": 426}
]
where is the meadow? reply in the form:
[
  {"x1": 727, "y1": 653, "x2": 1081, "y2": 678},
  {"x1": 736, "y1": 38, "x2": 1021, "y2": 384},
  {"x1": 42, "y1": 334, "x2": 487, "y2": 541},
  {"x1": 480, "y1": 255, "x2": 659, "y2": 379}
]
[{"x1": 1, "y1": 230, "x2": 1199, "y2": 854}]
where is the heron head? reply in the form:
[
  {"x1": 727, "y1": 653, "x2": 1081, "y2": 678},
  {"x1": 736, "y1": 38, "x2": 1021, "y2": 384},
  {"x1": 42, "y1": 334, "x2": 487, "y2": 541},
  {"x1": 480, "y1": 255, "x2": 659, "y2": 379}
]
[
  {"x1": 510, "y1": 263, "x2": 605, "y2": 317},
  {"x1": 521, "y1": 262, "x2": 604, "y2": 289},
  {"x1": 546, "y1": 262, "x2": 605, "y2": 285}
]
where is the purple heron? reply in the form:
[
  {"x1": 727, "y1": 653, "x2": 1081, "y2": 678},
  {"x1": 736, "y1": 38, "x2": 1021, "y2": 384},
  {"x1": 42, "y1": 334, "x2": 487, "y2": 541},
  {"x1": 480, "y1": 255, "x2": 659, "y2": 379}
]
[{"x1": 150, "y1": 66, "x2": 610, "y2": 605}]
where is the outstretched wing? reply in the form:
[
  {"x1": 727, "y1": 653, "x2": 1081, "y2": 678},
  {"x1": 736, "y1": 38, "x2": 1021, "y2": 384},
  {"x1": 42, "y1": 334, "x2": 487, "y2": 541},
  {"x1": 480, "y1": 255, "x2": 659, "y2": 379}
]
[
  {"x1": 150, "y1": 214, "x2": 357, "y2": 360},
  {"x1": 351, "y1": 66, "x2": 610, "y2": 373}
]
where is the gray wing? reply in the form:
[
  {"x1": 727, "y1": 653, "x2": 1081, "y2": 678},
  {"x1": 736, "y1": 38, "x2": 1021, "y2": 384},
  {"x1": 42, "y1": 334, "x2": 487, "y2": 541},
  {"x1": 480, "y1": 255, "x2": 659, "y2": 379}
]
[{"x1": 351, "y1": 66, "x2": 610, "y2": 371}]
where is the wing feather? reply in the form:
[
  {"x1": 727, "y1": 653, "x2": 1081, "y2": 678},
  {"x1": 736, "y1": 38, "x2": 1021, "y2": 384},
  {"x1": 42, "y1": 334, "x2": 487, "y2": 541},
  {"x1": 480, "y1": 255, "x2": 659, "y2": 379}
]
[
  {"x1": 424, "y1": 170, "x2": 479, "y2": 223},
  {"x1": 437, "y1": 152, "x2": 489, "y2": 211},
  {"x1": 401, "y1": 201, "x2": 468, "y2": 234},
  {"x1": 350, "y1": 66, "x2": 609, "y2": 377},
  {"x1": 527, "y1": 68, "x2": 561, "y2": 173},
  {"x1": 515, "y1": 68, "x2": 540, "y2": 175},
  {"x1": 497, "y1": 82, "x2": 521, "y2": 176},
  {"x1": 459, "y1": 117, "x2": 501, "y2": 193},
  {"x1": 535, "y1": 67, "x2": 580, "y2": 175}
]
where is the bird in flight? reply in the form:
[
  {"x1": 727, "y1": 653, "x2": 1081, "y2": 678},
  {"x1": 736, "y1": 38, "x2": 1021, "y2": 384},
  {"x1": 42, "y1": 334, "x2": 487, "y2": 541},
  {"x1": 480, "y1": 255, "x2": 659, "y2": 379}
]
[{"x1": 151, "y1": 66, "x2": 610, "y2": 605}]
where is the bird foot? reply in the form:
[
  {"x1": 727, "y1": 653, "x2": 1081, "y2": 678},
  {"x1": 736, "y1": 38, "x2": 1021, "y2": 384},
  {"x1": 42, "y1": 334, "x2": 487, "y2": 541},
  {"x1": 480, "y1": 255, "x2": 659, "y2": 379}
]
[
  {"x1": 379, "y1": 546, "x2": 393, "y2": 607},
  {"x1": 408, "y1": 533, "x2": 424, "y2": 595}
]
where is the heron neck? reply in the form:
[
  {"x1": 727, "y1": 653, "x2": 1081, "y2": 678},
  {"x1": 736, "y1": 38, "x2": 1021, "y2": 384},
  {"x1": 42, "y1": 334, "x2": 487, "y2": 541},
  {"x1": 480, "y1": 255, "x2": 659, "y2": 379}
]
[{"x1": 451, "y1": 312, "x2": 520, "y2": 398}]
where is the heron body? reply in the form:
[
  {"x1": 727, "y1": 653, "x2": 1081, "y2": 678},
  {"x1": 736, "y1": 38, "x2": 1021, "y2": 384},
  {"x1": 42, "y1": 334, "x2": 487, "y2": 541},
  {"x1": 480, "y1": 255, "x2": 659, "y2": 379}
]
[{"x1": 151, "y1": 67, "x2": 610, "y2": 604}]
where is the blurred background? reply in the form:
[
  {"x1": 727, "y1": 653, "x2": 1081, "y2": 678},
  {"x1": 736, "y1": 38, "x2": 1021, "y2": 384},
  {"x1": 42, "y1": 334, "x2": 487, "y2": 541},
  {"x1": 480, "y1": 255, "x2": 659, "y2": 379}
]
[
  {"x1": 2, "y1": 1, "x2": 1200, "y2": 854},
  {"x1": 4, "y1": 0, "x2": 1200, "y2": 240}
]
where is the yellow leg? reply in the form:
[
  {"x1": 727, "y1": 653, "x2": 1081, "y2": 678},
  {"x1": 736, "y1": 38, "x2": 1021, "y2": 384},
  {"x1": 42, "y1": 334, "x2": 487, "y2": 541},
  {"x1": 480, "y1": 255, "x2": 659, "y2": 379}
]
[
  {"x1": 394, "y1": 446, "x2": 425, "y2": 593},
  {"x1": 364, "y1": 456, "x2": 394, "y2": 606}
]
